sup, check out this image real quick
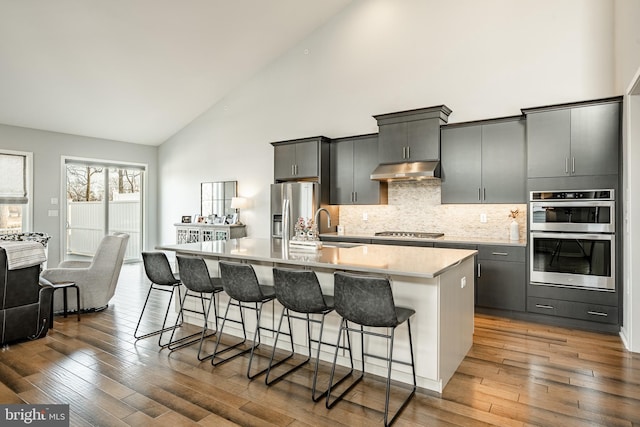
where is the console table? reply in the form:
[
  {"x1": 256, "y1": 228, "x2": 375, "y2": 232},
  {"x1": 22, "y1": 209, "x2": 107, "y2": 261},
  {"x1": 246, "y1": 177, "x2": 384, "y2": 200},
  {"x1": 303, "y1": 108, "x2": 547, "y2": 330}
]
[{"x1": 174, "y1": 223, "x2": 246, "y2": 243}]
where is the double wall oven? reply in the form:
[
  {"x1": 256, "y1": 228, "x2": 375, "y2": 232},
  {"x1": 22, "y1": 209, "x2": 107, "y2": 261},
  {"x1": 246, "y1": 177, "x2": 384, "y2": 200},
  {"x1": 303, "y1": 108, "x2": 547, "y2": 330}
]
[{"x1": 529, "y1": 189, "x2": 615, "y2": 291}]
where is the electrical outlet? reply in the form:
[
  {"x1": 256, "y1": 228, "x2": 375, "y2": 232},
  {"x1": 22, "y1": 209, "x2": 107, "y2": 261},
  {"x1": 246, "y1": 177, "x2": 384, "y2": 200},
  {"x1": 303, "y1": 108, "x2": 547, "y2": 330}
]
[
  {"x1": 363, "y1": 212, "x2": 368, "y2": 221},
  {"x1": 48, "y1": 210, "x2": 59, "y2": 217},
  {"x1": 480, "y1": 213, "x2": 487, "y2": 223}
]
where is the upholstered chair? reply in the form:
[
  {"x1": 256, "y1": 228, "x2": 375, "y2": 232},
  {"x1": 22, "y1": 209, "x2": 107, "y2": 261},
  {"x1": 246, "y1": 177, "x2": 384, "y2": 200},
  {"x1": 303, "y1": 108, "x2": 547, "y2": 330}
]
[{"x1": 40, "y1": 233, "x2": 129, "y2": 312}]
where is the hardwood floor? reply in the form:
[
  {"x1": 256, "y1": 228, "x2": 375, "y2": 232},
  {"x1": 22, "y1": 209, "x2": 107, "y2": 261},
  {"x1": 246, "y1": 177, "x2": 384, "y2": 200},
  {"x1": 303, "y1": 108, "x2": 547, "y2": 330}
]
[{"x1": 1, "y1": 262, "x2": 639, "y2": 426}]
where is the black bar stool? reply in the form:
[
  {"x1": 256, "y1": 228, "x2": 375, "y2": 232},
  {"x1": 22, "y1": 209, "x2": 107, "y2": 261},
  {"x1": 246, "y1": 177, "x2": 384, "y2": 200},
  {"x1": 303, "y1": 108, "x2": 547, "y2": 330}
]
[
  {"x1": 135, "y1": 252, "x2": 183, "y2": 346},
  {"x1": 327, "y1": 271, "x2": 416, "y2": 427},
  {"x1": 168, "y1": 255, "x2": 224, "y2": 359},
  {"x1": 266, "y1": 268, "x2": 353, "y2": 401},
  {"x1": 212, "y1": 261, "x2": 275, "y2": 379}
]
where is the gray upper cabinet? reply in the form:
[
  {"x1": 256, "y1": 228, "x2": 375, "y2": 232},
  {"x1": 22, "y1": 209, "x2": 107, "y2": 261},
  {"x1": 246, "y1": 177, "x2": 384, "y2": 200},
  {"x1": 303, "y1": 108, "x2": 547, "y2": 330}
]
[
  {"x1": 374, "y1": 105, "x2": 452, "y2": 164},
  {"x1": 525, "y1": 98, "x2": 621, "y2": 178},
  {"x1": 441, "y1": 117, "x2": 526, "y2": 204},
  {"x1": 330, "y1": 134, "x2": 387, "y2": 205},
  {"x1": 273, "y1": 137, "x2": 329, "y2": 182}
]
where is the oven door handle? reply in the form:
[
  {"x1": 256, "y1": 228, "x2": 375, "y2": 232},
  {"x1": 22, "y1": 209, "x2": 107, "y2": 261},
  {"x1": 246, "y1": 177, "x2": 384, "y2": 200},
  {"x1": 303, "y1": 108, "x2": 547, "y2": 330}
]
[{"x1": 530, "y1": 231, "x2": 614, "y2": 241}]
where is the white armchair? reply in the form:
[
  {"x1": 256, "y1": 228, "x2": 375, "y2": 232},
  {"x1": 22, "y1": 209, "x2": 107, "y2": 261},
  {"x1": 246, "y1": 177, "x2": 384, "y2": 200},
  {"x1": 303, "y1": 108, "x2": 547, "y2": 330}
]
[{"x1": 41, "y1": 233, "x2": 129, "y2": 312}]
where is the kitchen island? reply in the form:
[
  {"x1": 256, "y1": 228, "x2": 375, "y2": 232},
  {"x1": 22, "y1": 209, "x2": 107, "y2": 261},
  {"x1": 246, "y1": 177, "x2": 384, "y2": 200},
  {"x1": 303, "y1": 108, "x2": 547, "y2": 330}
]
[{"x1": 157, "y1": 238, "x2": 477, "y2": 393}]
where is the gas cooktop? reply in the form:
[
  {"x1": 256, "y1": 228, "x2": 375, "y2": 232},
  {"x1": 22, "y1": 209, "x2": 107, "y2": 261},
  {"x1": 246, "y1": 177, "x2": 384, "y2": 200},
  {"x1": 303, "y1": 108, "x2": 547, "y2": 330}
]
[{"x1": 374, "y1": 231, "x2": 444, "y2": 239}]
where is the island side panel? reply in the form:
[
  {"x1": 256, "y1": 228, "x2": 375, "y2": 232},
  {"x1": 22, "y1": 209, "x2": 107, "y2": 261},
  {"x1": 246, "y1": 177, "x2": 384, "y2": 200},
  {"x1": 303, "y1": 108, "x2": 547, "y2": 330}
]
[
  {"x1": 438, "y1": 257, "x2": 475, "y2": 390},
  {"x1": 388, "y1": 274, "x2": 442, "y2": 391}
]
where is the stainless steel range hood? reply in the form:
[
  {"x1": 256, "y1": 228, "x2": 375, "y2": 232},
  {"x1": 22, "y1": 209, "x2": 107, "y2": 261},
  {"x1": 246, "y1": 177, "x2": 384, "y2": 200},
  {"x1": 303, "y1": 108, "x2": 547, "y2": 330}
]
[{"x1": 370, "y1": 161, "x2": 440, "y2": 181}]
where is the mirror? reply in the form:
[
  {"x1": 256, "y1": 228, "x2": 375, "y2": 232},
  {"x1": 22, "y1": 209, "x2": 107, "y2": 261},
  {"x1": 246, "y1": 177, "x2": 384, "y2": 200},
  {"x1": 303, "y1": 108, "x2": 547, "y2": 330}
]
[{"x1": 201, "y1": 181, "x2": 237, "y2": 220}]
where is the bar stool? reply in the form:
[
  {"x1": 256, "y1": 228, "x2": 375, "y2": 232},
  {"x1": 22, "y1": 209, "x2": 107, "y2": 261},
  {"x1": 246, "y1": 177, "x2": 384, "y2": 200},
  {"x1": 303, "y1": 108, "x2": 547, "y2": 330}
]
[
  {"x1": 266, "y1": 268, "x2": 353, "y2": 401},
  {"x1": 327, "y1": 271, "x2": 416, "y2": 427},
  {"x1": 135, "y1": 252, "x2": 183, "y2": 346},
  {"x1": 212, "y1": 261, "x2": 275, "y2": 379},
  {"x1": 168, "y1": 256, "x2": 224, "y2": 359}
]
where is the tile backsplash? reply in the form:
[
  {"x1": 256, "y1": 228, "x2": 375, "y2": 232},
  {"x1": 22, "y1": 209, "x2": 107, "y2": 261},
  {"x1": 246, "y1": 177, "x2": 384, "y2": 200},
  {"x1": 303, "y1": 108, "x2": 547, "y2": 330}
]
[{"x1": 337, "y1": 180, "x2": 527, "y2": 241}]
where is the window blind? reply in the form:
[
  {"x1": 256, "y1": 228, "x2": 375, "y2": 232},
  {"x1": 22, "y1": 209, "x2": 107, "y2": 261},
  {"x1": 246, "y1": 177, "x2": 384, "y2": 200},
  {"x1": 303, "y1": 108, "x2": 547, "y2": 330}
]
[{"x1": 0, "y1": 153, "x2": 27, "y2": 204}]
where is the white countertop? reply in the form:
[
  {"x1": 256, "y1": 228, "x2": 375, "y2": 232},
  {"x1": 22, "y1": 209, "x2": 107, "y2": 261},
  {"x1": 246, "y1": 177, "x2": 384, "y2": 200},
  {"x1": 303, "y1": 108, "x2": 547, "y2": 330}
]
[
  {"x1": 157, "y1": 238, "x2": 477, "y2": 279},
  {"x1": 320, "y1": 232, "x2": 527, "y2": 247}
]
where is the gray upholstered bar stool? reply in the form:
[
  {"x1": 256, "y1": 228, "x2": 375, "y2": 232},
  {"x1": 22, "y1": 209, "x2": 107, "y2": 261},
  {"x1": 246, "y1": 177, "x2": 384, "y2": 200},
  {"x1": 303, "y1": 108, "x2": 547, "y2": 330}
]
[
  {"x1": 169, "y1": 255, "x2": 224, "y2": 360},
  {"x1": 212, "y1": 261, "x2": 276, "y2": 379},
  {"x1": 135, "y1": 252, "x2": 184, "y2": 346},
  {"x1": 327, "y1": 271, "x2": 417, "y2": 427},
  {"x1": 266, "y1": 268, "x2": 353, "y2": 401}
]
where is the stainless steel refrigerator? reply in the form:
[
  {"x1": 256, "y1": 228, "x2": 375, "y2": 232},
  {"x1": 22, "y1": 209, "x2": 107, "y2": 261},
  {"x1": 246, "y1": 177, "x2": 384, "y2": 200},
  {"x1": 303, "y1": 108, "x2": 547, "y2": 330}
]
[{"x1": 270, "y1": 182, "x2": 318, "y2": 241}]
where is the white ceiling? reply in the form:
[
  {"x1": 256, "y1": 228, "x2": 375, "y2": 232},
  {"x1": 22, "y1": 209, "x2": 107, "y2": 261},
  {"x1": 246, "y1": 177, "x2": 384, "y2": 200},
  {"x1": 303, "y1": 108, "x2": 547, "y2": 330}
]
[{"x1": 0, "y1": 0, "x2": 352, "y2": 145}]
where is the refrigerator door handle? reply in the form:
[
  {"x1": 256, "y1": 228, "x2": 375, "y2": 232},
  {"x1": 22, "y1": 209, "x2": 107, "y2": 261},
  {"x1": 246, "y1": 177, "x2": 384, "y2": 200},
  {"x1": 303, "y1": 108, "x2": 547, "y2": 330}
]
[{"x1": 282, "y1": 198, "x2": 291, "y2": 243}]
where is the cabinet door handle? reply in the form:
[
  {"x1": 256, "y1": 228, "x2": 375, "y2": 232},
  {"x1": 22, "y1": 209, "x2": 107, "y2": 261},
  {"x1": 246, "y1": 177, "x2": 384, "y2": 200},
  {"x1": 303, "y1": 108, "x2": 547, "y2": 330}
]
[
  {"x1": 565, "y1": 158, "x2": 569, "y2": 174},
  {"x1": 477, "y1": 263, "x2": 481, "y2": 277},
  {"x1": 483, "y1": 187, "x2": 486, "y2": 201},
  {"x1": 587, "y1": 310, "x2": 608, "y2": 317},
  {"x1": 406, "y1": 146, "x2": 410, "y2": 159},
  {"x1": 491, "y1": 252, "x2": 509, "y2": 256},
  {"x1": 572, "y1": 157, "x2": 575, "y2": 174},
  {"x1": 478, "y1": 188, "x2": 481, "y2": 201},
  {"x1": 295, "y1": 164, "x2": 298, "y2": 175},
  {"x1": 535, "y1": 304, "x2": 554, "y2": 310},
  {"x1": 353, "y1": 192, "x2": 357, "y2": 203}
]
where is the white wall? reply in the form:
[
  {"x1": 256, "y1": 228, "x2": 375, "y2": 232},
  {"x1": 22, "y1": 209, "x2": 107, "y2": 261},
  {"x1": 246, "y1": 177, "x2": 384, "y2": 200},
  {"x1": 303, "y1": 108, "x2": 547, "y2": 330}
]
[
  {"x1": 0, "y1": 124, "x2": 158, "y2": 266},
  {"x1": 615, "y1": 0, "x2": 640, "y2": 351},
  {"x1": 159, "y1": 0, "x2": 616, "y2": 245}
]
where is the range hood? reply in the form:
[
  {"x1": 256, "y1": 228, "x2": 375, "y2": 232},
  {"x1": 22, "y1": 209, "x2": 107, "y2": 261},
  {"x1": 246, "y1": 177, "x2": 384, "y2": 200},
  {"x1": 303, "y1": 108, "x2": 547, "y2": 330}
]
[{"x1": 370, "y1": 161, "x2": 440, "y2": 181}]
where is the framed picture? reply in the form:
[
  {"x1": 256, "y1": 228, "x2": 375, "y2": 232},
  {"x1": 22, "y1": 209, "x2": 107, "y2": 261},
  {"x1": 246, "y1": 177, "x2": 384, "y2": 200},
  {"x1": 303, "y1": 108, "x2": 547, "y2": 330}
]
[
  {"x1": 213, "y1": 216, "x2": 225, "y2": 225},
  {"x1": 196, "y1": 215, "x2": 206, "y2": 223},
  {"x1": 181, "y1": 215, "x2": 192, "y2": 223},
  {"x1": 227, "y1": 213, "x2": 238, "y2": 225}
]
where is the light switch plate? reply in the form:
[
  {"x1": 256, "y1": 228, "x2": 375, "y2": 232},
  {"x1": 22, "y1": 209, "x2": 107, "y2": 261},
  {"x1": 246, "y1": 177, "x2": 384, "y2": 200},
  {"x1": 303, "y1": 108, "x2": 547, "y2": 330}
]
[
  {"x1": 480, "y1": 213, "x2": 487, "y2": 223},
  {"x1": 50, "y1": 197, "x2": 58, "y2": 205},
  {"x1": 48, "y1": 210, "x2": 59, "y2": 217}
]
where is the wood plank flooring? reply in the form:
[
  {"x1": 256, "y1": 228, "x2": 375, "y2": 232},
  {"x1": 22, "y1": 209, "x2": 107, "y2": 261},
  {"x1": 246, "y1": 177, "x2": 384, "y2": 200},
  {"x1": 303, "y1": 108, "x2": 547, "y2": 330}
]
[{"x1": 1, "y1": 262, "x2": 639, "y2": 426}]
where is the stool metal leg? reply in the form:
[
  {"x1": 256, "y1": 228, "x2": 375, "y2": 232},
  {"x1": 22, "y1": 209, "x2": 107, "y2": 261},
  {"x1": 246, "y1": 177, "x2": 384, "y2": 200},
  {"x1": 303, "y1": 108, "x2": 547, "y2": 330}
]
[
  {"x1": 211, "y1": 299, "x2": 251, "y2": 366},
  {"x1": 167, "y1": 290, "x2": 220, "y2": 360},
  {"x1": 247, "y1": 301, "x2": 273, "y2": 379},
  {"x1": 326, "y1": 319, "x2": 363, "y2": 409},
  {"x1": 310, "y1": 313, "x2": 353, "y2": 402},
  {"x1": 264, "y1": 307, "x2": 299, "y2": 386},
  {"x1": 383, "y1": 320, "x2": 417, "y2": 427},
  {"x1": 134, "y1": 284, "x2": 184, "y2": 346}
]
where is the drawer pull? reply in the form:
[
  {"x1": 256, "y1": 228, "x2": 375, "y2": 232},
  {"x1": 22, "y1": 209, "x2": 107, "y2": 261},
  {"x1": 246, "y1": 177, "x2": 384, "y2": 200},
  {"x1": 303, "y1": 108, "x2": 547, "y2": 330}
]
[
  {"x1": 491, "y1": 252, "x2": 509, "y2": 256},
  {"x1": 587, "y1": 311, "x2": 608, "y2": 317},
  {"x1": 535, "y1": 304, "x2": 554, "y2": 310}
]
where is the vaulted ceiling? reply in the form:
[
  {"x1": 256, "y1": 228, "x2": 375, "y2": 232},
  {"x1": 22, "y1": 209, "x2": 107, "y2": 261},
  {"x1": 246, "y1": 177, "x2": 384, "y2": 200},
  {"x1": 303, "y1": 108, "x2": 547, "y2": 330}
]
[{"x1": 0, "y1": 0, "x2": 352, "y2": 145}]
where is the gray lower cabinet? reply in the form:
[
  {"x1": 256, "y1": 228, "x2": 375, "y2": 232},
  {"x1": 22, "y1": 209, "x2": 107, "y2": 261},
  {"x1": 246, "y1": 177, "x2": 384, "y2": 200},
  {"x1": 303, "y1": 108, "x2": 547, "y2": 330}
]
[
  {"x1": 525, "y1": 98, "x2": 620, "y2": 178},
  {"x1": 527, "y1": 284, "x2": 619, "y2": 325},
  {"x1": 441, "y1": 117, "x2": 526, "y2": 204},
  {"x1": 330, "y1": 134, "x2": 387, "y2": 205},
  {"x1": 476, "y1": 245, "x2": 526, "y2": 311}
]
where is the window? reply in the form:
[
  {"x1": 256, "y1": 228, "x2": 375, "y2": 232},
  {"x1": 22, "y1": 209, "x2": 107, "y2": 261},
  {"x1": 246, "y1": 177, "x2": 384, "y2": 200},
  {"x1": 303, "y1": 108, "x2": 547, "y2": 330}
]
[{"x1": 0, "y1": 150, "x2": 32, "y2": 233}]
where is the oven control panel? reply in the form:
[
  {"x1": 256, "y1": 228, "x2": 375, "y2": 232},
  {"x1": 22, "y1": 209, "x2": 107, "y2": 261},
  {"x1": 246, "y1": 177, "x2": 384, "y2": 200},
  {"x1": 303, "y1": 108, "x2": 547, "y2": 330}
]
[{"x1": 530, "y1": 189, "x2": 614, "y2": 201}]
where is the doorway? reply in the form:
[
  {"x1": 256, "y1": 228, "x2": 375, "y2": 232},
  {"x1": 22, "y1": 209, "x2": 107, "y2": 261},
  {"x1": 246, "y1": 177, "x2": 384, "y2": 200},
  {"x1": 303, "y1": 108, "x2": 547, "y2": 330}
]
[{"x1": 63, "y1": 159, "x2": 144, "y2": 262}]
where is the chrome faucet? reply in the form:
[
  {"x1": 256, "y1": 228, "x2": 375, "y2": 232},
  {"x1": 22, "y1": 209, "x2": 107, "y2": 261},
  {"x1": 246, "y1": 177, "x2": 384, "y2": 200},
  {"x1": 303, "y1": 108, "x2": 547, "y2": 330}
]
[{"x1": 314, "y1": 207, "x2": 332, "y2": 233}]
